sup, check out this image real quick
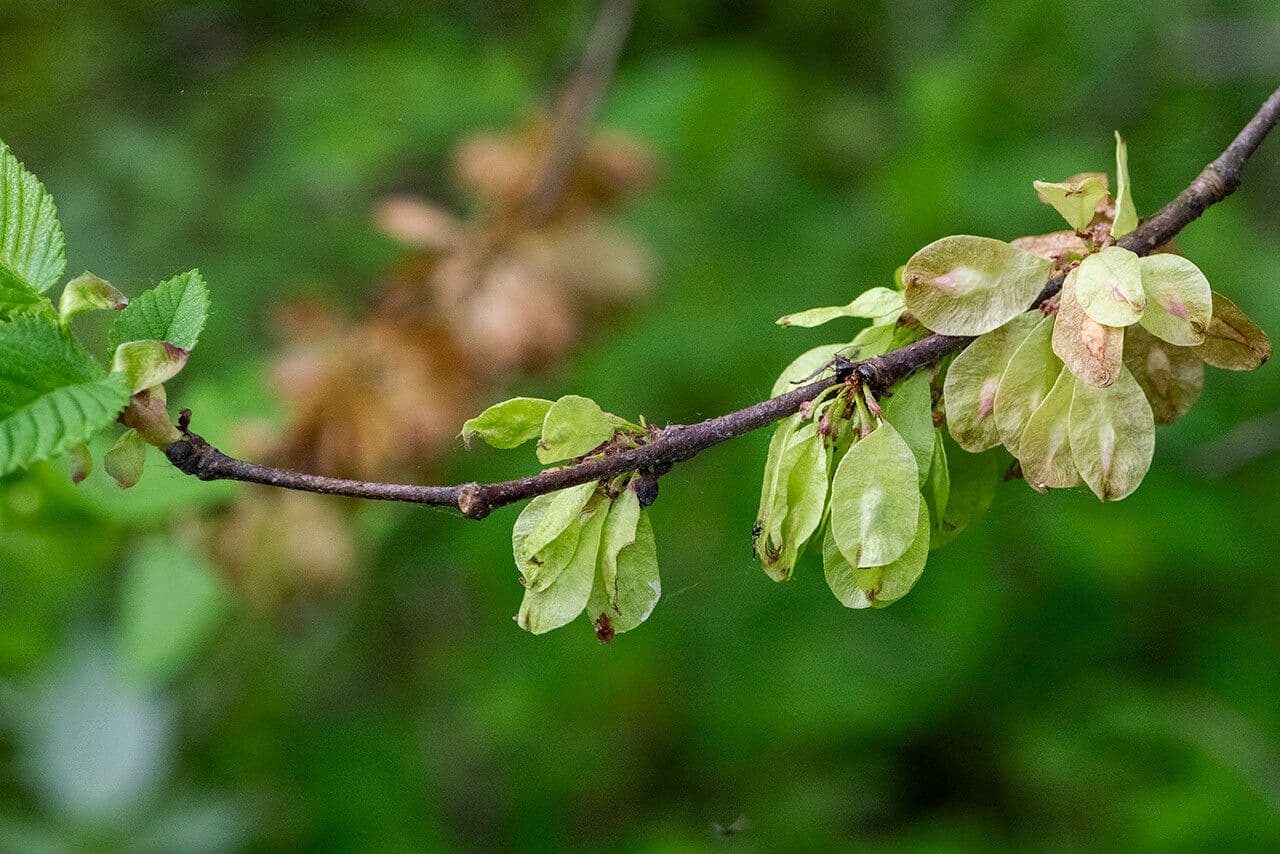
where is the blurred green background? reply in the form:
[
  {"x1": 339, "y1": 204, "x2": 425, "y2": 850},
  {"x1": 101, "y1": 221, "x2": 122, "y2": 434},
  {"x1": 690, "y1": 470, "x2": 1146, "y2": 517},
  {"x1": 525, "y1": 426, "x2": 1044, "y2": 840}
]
[{"x1": 3, "y1": 0, "x2": 1280, "y2": 850}]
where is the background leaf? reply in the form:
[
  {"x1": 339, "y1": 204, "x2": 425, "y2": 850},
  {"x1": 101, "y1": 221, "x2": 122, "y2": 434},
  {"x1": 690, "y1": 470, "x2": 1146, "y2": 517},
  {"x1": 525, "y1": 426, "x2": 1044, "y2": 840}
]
[{"x1": 119, "y1": 537, "x2": 230, "y2": 683}]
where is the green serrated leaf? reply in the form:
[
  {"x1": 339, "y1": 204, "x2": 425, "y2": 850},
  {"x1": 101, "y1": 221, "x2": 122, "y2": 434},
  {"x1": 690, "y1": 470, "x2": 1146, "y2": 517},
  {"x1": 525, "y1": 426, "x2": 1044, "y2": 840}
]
[
  {"x1": 944, "y1": 310, "x2": 1041, "y2": 451},
  {"x1": 1111, "y1": 132, "x2": 1138, "y2": 238},
  {"x1": 104, "y1": 428, "x2": 146, "y2": 489},
  {"x1": 1017, "y1": 366, "x2": 1080, "y2": 491},
  {"x1": 1194, "y1": 291, "x2": 1271, "y2": 371},
  {"x1": 1068, "y1": 365, "x2": 1154, "y2": 501},
  {"x1": 1137, "y1": 254, "x2": 1212, "y2": 346},
  {"x1": 460, "y1": 397, "x2": 553, "y2": 449},
  {"x1": 1074, "y1": 246, "x2": 1145, "y2": 327},
  {"x1": 824, "y1": 496, "x2": 930, "y2": 608},
  {"x1": 512, "y1": 481, "x2": 598, "y2": 591},
  {"x1": 109, "y1": 270, "x2": 210, "y2": 352},
  {"x1": 1123, "y1": 324, "x2": 1204, "y2": 425},
  {"x1": 0, "y1": 316, "x2": 131, "y2": 477},
  {"x1": 830, "y1": 420, "x2": 920, "y2": 568},
  {"x1": 537, "y1": 395, "x2": 615, "y2": 464},
  {"x1": 1052, "y1": 271, "x2": 1123, "y2": 388},
  {"x1": 112, "y1": 339, "x2": 189, "y2": 393},
  {"x1": 993, "y1": 314, "x2": 1059, "y2": 456},
  {"x1": 883, "y1": 369, "x2": 933, "y2": 485},
  {"x1": 1033, "y1": 174, "x2": 1109, "y2": 233},
  {"x1": 902, "y1": 235, "x2": 1052, "y2": 336},
  {"x1": 516, "y1": 501, "x2": 607, "y2": 635},
  {"x1": 777, "y1": 287, "x2": 904, "y2": 328},
  {"x1": 588, "y1": 508, "x2": 660, "y2": 637},
  {"x1": 0, "y1": 139, "x2": 65, "y2": 316}
]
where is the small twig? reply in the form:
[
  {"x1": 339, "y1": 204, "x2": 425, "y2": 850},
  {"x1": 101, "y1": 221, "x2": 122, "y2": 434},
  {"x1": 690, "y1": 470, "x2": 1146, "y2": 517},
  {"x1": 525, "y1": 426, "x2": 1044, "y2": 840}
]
[
  {"x1": 521, "y1": 0, "x2": 637, "y2": 226},
  {"x1": 165, "y1": 85, "x2": 1280, "y2": 518}
]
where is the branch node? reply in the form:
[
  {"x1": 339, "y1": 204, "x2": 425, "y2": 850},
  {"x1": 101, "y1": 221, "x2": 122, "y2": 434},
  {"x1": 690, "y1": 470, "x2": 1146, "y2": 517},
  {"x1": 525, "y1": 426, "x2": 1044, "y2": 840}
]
[{"x1": 457, "y1": 483, "x2": 493, "y2": 520}]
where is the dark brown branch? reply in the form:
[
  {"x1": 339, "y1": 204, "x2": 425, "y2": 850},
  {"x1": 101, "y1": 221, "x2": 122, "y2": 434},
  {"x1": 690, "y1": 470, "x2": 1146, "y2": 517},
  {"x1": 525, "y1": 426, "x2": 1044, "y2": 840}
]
[
  {"x1": 166, "y1": 85, "x2": 1280, "y2": 519},
  {"x1": 521, "y1": 0, "x2": 636, "y2": 226}
]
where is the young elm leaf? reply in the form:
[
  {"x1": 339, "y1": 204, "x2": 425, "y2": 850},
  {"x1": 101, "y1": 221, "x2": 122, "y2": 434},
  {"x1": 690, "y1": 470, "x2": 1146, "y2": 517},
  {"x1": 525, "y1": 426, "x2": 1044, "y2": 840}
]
[
  {"x1": 830, "y1": 420, "x2": 920, "y2": 568},
  {"x1": 902, "y1": 235, "x2": 1052, "y2": 336},
  {"x1": 1017, "y1": 367, "x2": 1081, "y2": 491},
  {"x1": 777, "y1": 287, "x2": 904, "y2": 328},
  {"x1": 109, "y1": 270, "x2": 210, "y2": 352},
  {"x1": 755, "y1": 413, "x2": 802, "y2": 556},
  {"x1": 1033, "y1": 174, "x2": 1109, "y2": 233},
  {"x1": 512, "y1": 481, "x2": 597, "y2": 591},
  {"x1": 944, "y1": 310, "x2": 1042, "y2": 451},
  {"x1": 1068, "y1": 365, "x2": 1155, "y2": 501},
  {"x1": 824, "y1": 496, "x2": 930, "y2": 609},
  {"x1": 1123, "y1": 325, "x2": 1204, "y2": 425},
  {"x1": 537, "y1": 395, "x2": 615, "y2": 464},
  {"x1": 460, "y1": 397, "x2": 553, "y2": 449},
  {"x1": 516, "y1": 502, "x2": 607, "y2": 635},
  {"x1": 930, "y1": 435, "x2": 1002, "y2": 549},
  {"x1": 1111, "y1": 132, "x2": 1138, "y2": 238},
  {"x1": 598, "y1": 485, "x2": 641, "y2": 605},
  {"x1": 756, "y1": 422, "x2": 828, "y2": 580},
  {"x1": 1073, "y1": 246, "x2": 1145, "y2": 327},
  {"x1": 66, "y1": 442, "x2": 92, "y2": 484},
  {"x1": 112, "y1": 340, "x2": 189, "y2": 394},
  {"x1": 1052, "y1": 270, "x2": 1123, "y2": 388},
  {"x1": 993, "y1": 314, "x2": 1059, "y2": 457},
  {"x1": 1194, "y1": 291, "x2": 1271, "y2": 371},
  {"x1": 0, "y1": 138, "x2": 65, "y2": 316},
  {"x1": 923, "y1": 428, "x2": 950, "y2": 532},
  {"x1": 58, "y1": 273, "x2": 128, "y2": 324},
  {"x1": 883, "y1": 369, "x2": 934, "y2": 484},
  {"x1": 1137, "y1": 254, "x2": 1212, "y2": 345},
  {"x1": 104, "y1": 428, "x2": 147, "y2": 489},
  {"x1": 588, "y1": 509, "x2": 660, "y2": 638}
]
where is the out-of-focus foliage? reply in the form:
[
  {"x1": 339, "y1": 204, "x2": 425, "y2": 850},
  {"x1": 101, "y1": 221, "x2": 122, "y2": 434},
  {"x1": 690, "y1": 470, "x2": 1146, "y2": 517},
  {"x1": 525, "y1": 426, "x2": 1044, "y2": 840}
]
[{"x1": 3, "y1": 0, "x2": 1280, "y2": 849}]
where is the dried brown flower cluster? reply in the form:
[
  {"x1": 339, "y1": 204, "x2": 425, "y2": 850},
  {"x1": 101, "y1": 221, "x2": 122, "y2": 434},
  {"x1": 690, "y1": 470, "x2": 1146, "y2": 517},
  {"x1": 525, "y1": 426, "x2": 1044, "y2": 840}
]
[{"x1": 208, "y1": 118, "x2": 657, "y2": 604}]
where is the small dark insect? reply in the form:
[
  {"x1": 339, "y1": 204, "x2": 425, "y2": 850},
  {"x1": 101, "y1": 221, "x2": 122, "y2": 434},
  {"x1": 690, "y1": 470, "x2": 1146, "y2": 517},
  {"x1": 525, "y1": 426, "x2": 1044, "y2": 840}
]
[
  {"x1": 711, "y1": 815, "x2": 749, "y2": 839},
  {"x1": 633, "y1": 471, "x2": 660, "y2": 506},
  {"x1": 594, "y1": 612, "x2": 615, "y2": 643}
]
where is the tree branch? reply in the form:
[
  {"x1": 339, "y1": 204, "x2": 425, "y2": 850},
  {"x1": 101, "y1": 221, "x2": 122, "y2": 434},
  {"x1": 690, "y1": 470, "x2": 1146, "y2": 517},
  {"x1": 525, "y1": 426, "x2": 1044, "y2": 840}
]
[
  {"x1": 521, "y1": 0, "x2": 637, "y2": 226},
  {"x1": 166, "y1": 85, "x2": 1280, "y2": 519}
]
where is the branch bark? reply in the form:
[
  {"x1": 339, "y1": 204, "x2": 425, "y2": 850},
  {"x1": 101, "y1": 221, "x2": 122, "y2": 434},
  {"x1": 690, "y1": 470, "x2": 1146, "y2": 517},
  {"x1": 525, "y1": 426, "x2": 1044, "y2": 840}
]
[
  {"x1": 166, "y1": 85, "x2": 1280, "y2": 519},
  {"x1": 521, "y1": 0, "x2": 637, "y2": 226}
]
